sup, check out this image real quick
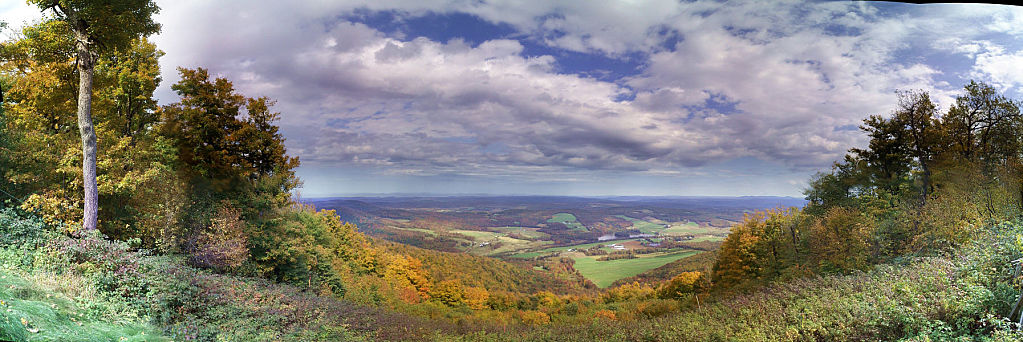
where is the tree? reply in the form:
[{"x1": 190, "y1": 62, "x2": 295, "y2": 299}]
[
  {"x1": 807, "y1": 207, "x2": 872, "y2": 272},
  {"x1": 853, "y1": 113, "x2": 911, "y2": 194},
  {"x1": 30, "y1": 0, "x2": 160, "y2": 231},
  {"x1": 3, "y1": 21, "x2": 180, "y2": 245},
  {"x1": 657, "y1": 271, "x2": 705, "y2": 300},
  {"x1": 943, "y1": 81, "x2": 1023, "y2": 165},
  {"x1": 890, "y1": 91, "x2": 939, "y2": 202},
  {"x1": 160, "y1": 68, "x2": 299, "y2": 227}
]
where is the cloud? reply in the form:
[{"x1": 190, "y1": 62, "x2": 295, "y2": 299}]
[
  {"x1": 4, "y1": 0, "x2": 1021, "y2": 194},
  {"x1": 140, "y1": 0, "x2": 1023, "y2": 179},
  {"x1": 973, "y1": 46, "x2": 1023, "y2": 93}
]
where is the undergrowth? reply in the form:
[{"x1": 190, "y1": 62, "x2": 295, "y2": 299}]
[{"x1": 0, "y1": 207, "x2": 443, "y2": 341}]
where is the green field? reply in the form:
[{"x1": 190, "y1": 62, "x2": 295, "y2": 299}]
[
  {"x1": 570, "y1": 250, "x2": 703, "y2": 288},
  {"x1": 487, "y1": 237, "x2": 553, "y2": 255},
  {"x1": 509, "y1": 251, "x2": 547, "y2": 259},
  {"x1": 390, "y1": 226, "x2": 438, "y2": 236},
  {"x1": 452, "y1": 230, "x2": 553, "y2": 256},
  {"x1": 548, "y1": 213, "x2": 587, "y2": 232},
  {"x1": 510, "y1": 239, "x2": 632, "y2": 258},
  {"x1": 661, "y1": 221, "x2": 729, "y2": 236},
  {"x1": 451, "y1": 230, "x2": 504, "y2": 240},
  {"x1": 688, "y1": 235, "x2": 726, "y2": 242},
  {"x1": 615, "y1": 215, "x2": 667, "y2": 233},
  {"x1": 489, "y1": 226, "x2": 549, "y2": 239}
]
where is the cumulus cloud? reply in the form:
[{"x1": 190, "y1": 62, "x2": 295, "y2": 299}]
[
  {"x1": 4, "y1": 0, "x2": 1021, "y2": 193},
  {"x1": 973, "y1": 47, "x2": 1023, "y2": 92},
  {"x1": 138, "y1": 0, "x2": 1023, "y2": 180}
]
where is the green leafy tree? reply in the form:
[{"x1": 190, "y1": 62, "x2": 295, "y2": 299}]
[
  {"x1": 29, "y1": 0, "x2": 161, "y2": 231},
  {"x1": 942, "y1": 81, "x2": 1023, "y2": 165},
  {"x1": 890, "y1": 91, "x2": 940, "y2": 202}
]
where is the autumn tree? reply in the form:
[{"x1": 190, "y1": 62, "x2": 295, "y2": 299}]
[
  {"x1": 807, "y1": 207, "x2": 873, "y2": 272},
  {"x1": 656, "y1": 271, "x2": 705, "y2": 300},
  {"x1": 30, "y1": 0, "x2": 160, "y2": 231},
  {"x1": 2, "y1": 21, "x2": 180, "y2": 245},
  {"x1": 160, "y1": 67, "x2": 299, "y2": 228}
]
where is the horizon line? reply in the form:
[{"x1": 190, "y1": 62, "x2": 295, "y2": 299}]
[{"x1": 297, "y1": 193, "x2": 808, "y2": 199}]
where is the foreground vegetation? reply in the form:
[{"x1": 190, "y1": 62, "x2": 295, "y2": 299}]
[{"x1": 460, "y1": 220, "x2": 1023, "y2": 341}]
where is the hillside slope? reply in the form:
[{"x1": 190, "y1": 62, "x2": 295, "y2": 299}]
[
  {"x1": 448, "y1": 219, "x2": 1023, "y2": 341},
  {"x1": 0, "y1": 208, "x2": 451, "y2": 341}
]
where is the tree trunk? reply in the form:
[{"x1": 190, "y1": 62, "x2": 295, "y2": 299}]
[{"x1": 75, "y1": 30, "x2": 98, "y2": 231}]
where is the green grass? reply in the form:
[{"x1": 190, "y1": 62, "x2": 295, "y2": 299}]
[
  {"x1": 508, "y1": 251, "x2": 547, "y2": 259},
  {"x1": 547, "y1": 213, "x2": 587, "y2": 232},
  {"x1": 570, "y1": 250, "x2": 701, "y2": 288},
  {"x1": 615, "y1": 215, "x2": 666, "y2": 234},
  {"x1": 0, "y1": 268, "x2": 168, "y2": 342},
  {"x1": 507, "y1": 238, "x2": 661, "y2": 258}
]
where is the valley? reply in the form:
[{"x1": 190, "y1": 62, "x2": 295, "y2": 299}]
[{"x1": 306, "y1": 196, "x2": 805, "y2": 287}]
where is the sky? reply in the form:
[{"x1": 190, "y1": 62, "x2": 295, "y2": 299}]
[{"x1": 3, "y1": 1, "x2": 1023, "y2": 197}]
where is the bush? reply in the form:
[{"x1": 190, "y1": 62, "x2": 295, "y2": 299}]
[{"x1": 186, "y1": 204, "x2": 249, "y2": 272}]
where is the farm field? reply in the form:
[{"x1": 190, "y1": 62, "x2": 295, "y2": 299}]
[
  {"x1": 451, "y1": 229, "x2": 554, "y2": 255},
  {"x1": 390, "y1": 226, "x2": 438, "y2": 236},
  {"x1": 308, "y1": 196, "x2": 801, "y2": 288},
  {"x1": 616, "y1": 215, "x2": 667, "y2": 233},
  {"x1": 661, "y1": 221, "x2": 728, "y2": 236},
  {"x1": 488, "y1": 226, "x2": 549, "y2": 239},
  {"x1": 569, "y1": 250, "x2": 703, "y2": 288},
  {"x1": 688, "y1": 235, "x2": 725, "y2": 242},
  {"x1": 614, "y1": 216, "x2": 729, "y2": 240},
  {"x1": 509, "y1": 239, "x2": 644, "y2": 258},
  {"x1": 547, "y1": 213, "x2": 588, "y2": 231}
]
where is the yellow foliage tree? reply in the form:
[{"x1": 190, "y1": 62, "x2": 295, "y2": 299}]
[
  {"x1": 657, "y1": 271, "x2": 705, "y2": 300},
  {"x1": 808, "y1": 207, "x2": 873, "y2": 272},
  {"x1": 430, "y1": 279, "x2": 466, "y2": 307},
  {"x1": 463, "y1": 286, "x2": 490, "y2": 310}
]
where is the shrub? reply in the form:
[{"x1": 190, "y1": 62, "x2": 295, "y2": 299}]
[
  {"x1": 186, "y1": 204, "x2": 249, "y2": 271},
  {"x1": 656, "y1": 271, "x2": 705, "y2": 300}
]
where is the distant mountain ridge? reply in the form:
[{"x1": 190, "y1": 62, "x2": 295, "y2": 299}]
[{"x1": 303, "y1": 195, "x2": 807, "y2": 211}]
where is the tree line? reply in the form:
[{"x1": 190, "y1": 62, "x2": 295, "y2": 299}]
[{"x1": 713, "y1": 82, "x2": 1023, "y2": 289}]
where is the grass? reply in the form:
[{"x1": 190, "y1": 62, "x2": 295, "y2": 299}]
[
  {"x1": 547, "y1": 213, "x2": 587, "y2": 232},
  {"x1": 508, "y1": 251, "x2": 547, "y2": 259},
  {"x1": 393, "y1": 226, "x2": 438, "y2": 236},
  {"x1": 488, "y1": 226, "x2": 549, "y2": 239},
  {"x1": 486, "y1": 237, "x2": 552, "y2": 255},
  {"x1": 686, "y1": 235, "x2": 725, "y2": 242},
  {"x1": 614, "y1": 215, "x2": 666, "y2": 234},
  {"x1": 507, "y1": 237, "x2": 676, "y2": 259},
  {"x1": 570, "y1": 250, "x2": 701, "y2": 288},
  {"x1": 0, "y1": 268, "x2": 168, "y2": 342},
  {"x1": 511, "y1": 240, "x2": 628, "y2": 258},
  {"x1": 451, "y1": 230, "x2": 505, "y2": 240},
  {"x1": 661, "y1": 221, "x2": 728, "y2": 236},
  {"x1": 453, "y1": 230, "x2": 553, "y2": 256}
]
